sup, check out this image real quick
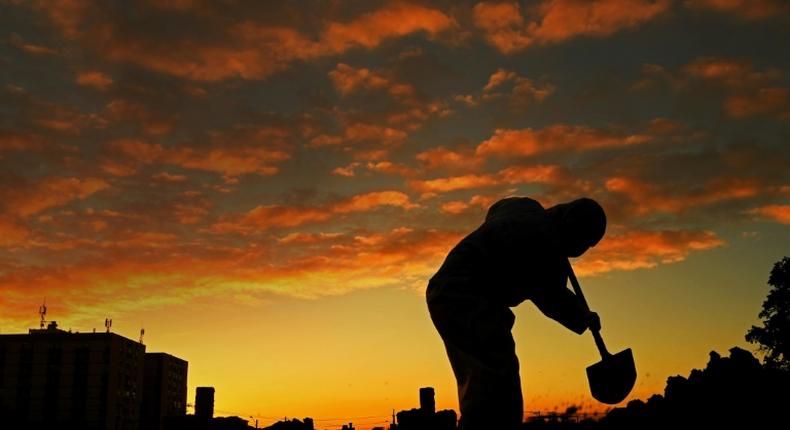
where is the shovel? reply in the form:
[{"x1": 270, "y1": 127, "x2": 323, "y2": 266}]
[{"x1": 567, "y1": 260, "x2": 636, "y2": 404}]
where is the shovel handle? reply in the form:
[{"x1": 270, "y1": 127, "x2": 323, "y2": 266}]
[{"x1": 566, "y1": 260, "x2": 612, "y2": 358}]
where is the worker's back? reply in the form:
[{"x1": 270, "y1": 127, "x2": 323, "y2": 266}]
[{"x1": 427, "y1": 197, "x2": 566, "y2": 307}]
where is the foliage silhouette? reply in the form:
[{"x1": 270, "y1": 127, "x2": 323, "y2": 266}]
[{"x1": 746, "y1": 256, "x2": 790, "y2": 370}]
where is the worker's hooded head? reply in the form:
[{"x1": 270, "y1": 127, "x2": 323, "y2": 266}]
[{"x1": 548, "y1": 198, "x2": 606, "y2": 257}]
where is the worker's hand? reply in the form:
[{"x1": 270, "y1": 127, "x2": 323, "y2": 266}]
[{"x1": 585, "y1": 311, "x2": 601, "y2": 332}]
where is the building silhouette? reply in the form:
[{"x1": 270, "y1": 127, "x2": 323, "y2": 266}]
[
  {"x1": 142, "y1": 353, "x2": 188, "y2": 430},
  {"x1": 195, "y1": 386, "x2": 216, "y2": 420},
  {"x1": 0, "y1": 321, "x2": 144, "y2": 429},
  {"x1": 165, "y1": 387, "x2": 262, "y2": 430},
  {"x1": 395, "y1": 387, "x2": 457, "y2": 430},
  {"x1": 262, "y1": 416, "x2": 314, "y2": 430},
  {"x1": 418, "y1": 388, "x2": 435, "y2": 414},
  {"x1": 0, "y1": 321, "x2": 187, "y2": 430}
]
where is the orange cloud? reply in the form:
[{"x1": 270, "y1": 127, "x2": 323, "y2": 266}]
[
  {"x1": 0, "y1": 224, "x2": 467, "y2": 322},
  {"x1": 440, "y1": 201, "x2": 471, "y2": 215},
  {"x1": 109, "y1": 138, "x2": 164, "y2": 160},
  {"x1": 472, "y1": 2, "x2": 532, "y2": 54},
  {"x1": 409, "y1": 174, "x2": 500, "y2": 194},
  {"x1": 76, "y1": 71, "x2": 113, "y2": 90},
  {"x1": 473, "y1": 0, "x2": 670, "y2": 54},
  {"x1": 24, "y1": 100, "x2": 107, "y2": 134},
  {"x1": 577, "y1": 229, "x2": 724, "y2": 276},
  {"x1": 647, "y1": 117, "x2": 685, "y2": 134},
  {"x1": 385, "y1": 101, "x2": 452, "y2": 130},
  {"x1": 321, "y1": 3, "x2": 455, "y2": 52},
  {"x1": 209, "y1": 190, "x2": 417, "y2": 234},
  {"x1": 348, "y1": 149, "x2": 390, "y2": 162},
  {"x1": 440, "y1": 195, "x2": 495, "y2": 215},
  {"x1": 476, "y1": 124, "x2": 651, "y2": 157},
  {"x1": 0, "y1": 246, "x2": 250, "y2": 321},
  {"x1": 453, "y1": 94, "x2": 477, "y2": 107},
  {"x1": 416, "y1": 146, "x2": 483, "y2": 172},
  {"x1": 333, "y1": 191, "x2": 417, "y2": 213},
  {"x1": 310, "y1": 123, "x2": 407, "y2": 149},
  {"x1": 499, "y1": 164, "x2": 568, "y2": 185},
  {"x1": 0, "y1": 132, "x2": 45, "y2": 152},
  {"x1": 635, "y1": 57, "x2": 783, "y2": 96},
  {"x1": 277, "y1": 232, "x2": 344, "y2": 244},
  {"x1": 484, "y1": 69, "x2": 517, "y2": 92},
  {"x1": 0, "y1": 216, "x2": 29, "y2": 247},
  {"x1": 209, "y1": 206, "x2": 331, "y2": 234},
  {"x1": 8, "y1": 33, "x2": 58, "y2": 55},
  {"x1": 685, "y1": 58, "x2": 751, "y2": 83},
  {"x1": 101, "y1": 25, "x2": 315, "y2": 82},
  {"x1": 641, "y1": 57, "x2": 788, "y2": 119},
  {"x1": 109, "y1": 231, "x2": 180, "y2": 249},
  {"x1": 331, "y1": 161, "x2": 414, "y2": 177},
  {"x1": 605, "y1": 176, "x2": 760, "y2": 214},
  {"x1": 724, "y1": 88, "x2": 789, "y2": 118},
  {"x1": 35, "y1": 2, "x2": 453, "y2": 82},
  {"x1": 684, "y1": 0, "x2": 788, "y2": 19},
  {"x1": 2, "y1": 177, "x2": 110, "y2": 218},
  {"x1": 167, "y1": 147, "x2": 288, "y2": 177},
  {"x1": 310, "y1": 135, "x2": 344, "y2": 147},
  {"x1": 345, "y1": 123, "x2": 407, "y2": 143},
  {"x1": 532, "y1": 0, "x2": 671, "y2": 43},
  {"x1": 682, "y1": 58, "x2": 788, "y2": 118},
  {"x1": 500, "y1": 165, "x2": 594, "y2": 204},
  {"x1": 332, "y1": 163, "x2": 360, "y2": 177},
  {"x1": 365, "y1": 161, "x2": 415, "y2": 177},
  {"x1": 172, "y1": 202, "x2": 210, "y2": 225},
  {"x1": 152, "y1": 172, "x2": 187, "y2": 182},
  {"x1": 409, "y1": 164, "x2": 585, "y2": 197},
  {"x1": 329, "y1": 63, "x2": 416, "y2": 100},
  {"x1": 749, "y1": 204, "x2": 790, "y2": 224},
  {"x1": 104, "y1": 99, "x2": 177, "y2": 136},
  {"x1": 274, "y1": 227, "x2": 465, "y2": 295},
  {"x1": 105, "y1": 138, "x2": 291, "y2": 177},
  {"x1": 683, "y1": 57, "x2": 781, "y2": 87},
  {"x1": 482, "y1": 68, "x2": 555, "y2": 105}
]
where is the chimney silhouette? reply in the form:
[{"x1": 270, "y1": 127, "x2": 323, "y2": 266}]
[
  {"x1": 195, "y1": 387, "x2": 215, "y2": 420},
  {"x1": 419, "y1": 387, "x2": 435, "y2": 414}
]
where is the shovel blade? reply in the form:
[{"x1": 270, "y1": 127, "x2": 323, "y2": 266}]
[{"x1": 586, "y1": 348, "x2": 636, "y2": 404}]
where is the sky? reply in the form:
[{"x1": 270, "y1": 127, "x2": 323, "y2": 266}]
[{"x1": 0, "y1": 0, "x2": 788, "y2": 428}]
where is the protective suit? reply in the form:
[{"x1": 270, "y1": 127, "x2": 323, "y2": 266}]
[{"x1": 426, "y1": 197, "x2": 602, "y2": 430}]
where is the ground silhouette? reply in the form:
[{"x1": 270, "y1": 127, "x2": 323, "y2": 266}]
[{"x1": 518, "y1": 347, "x2": 789, "y2": 429}]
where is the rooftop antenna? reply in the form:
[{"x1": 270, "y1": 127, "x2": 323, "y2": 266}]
[
  {"x1": 38, "y1": 299, "x2": 47, "y2": 329},
  {"x1": 105, "y1": 318, "x2": 112, "y2": 333},
  {"x1": 139, "y1": 327, "x2": 145, "y2": 344}
]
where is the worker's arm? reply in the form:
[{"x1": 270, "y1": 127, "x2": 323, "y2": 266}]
[
  {"x1": 532, "y1": 284, "x2": 591, "y2": 334},
  {"x1": 531, "y1": 261, "x2": 598, "y2": 334}
]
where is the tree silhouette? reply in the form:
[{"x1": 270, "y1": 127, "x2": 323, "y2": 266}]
[{"x1": 745, "y1": 256, "x2": 790, "y2": 370}]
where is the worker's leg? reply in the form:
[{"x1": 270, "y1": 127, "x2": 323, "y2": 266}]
[{"x1": 428, "y1": 298, "x2": 523, "y2": 430}]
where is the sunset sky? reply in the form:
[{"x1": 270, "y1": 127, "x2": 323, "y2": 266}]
[{"x1": 1, "y1": 0, "x2": 789, "y2": 428}]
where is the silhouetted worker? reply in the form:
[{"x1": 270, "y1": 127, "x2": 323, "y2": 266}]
[{"x1": 426, "y1": 196, "x2": 605, "y2": 430}]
